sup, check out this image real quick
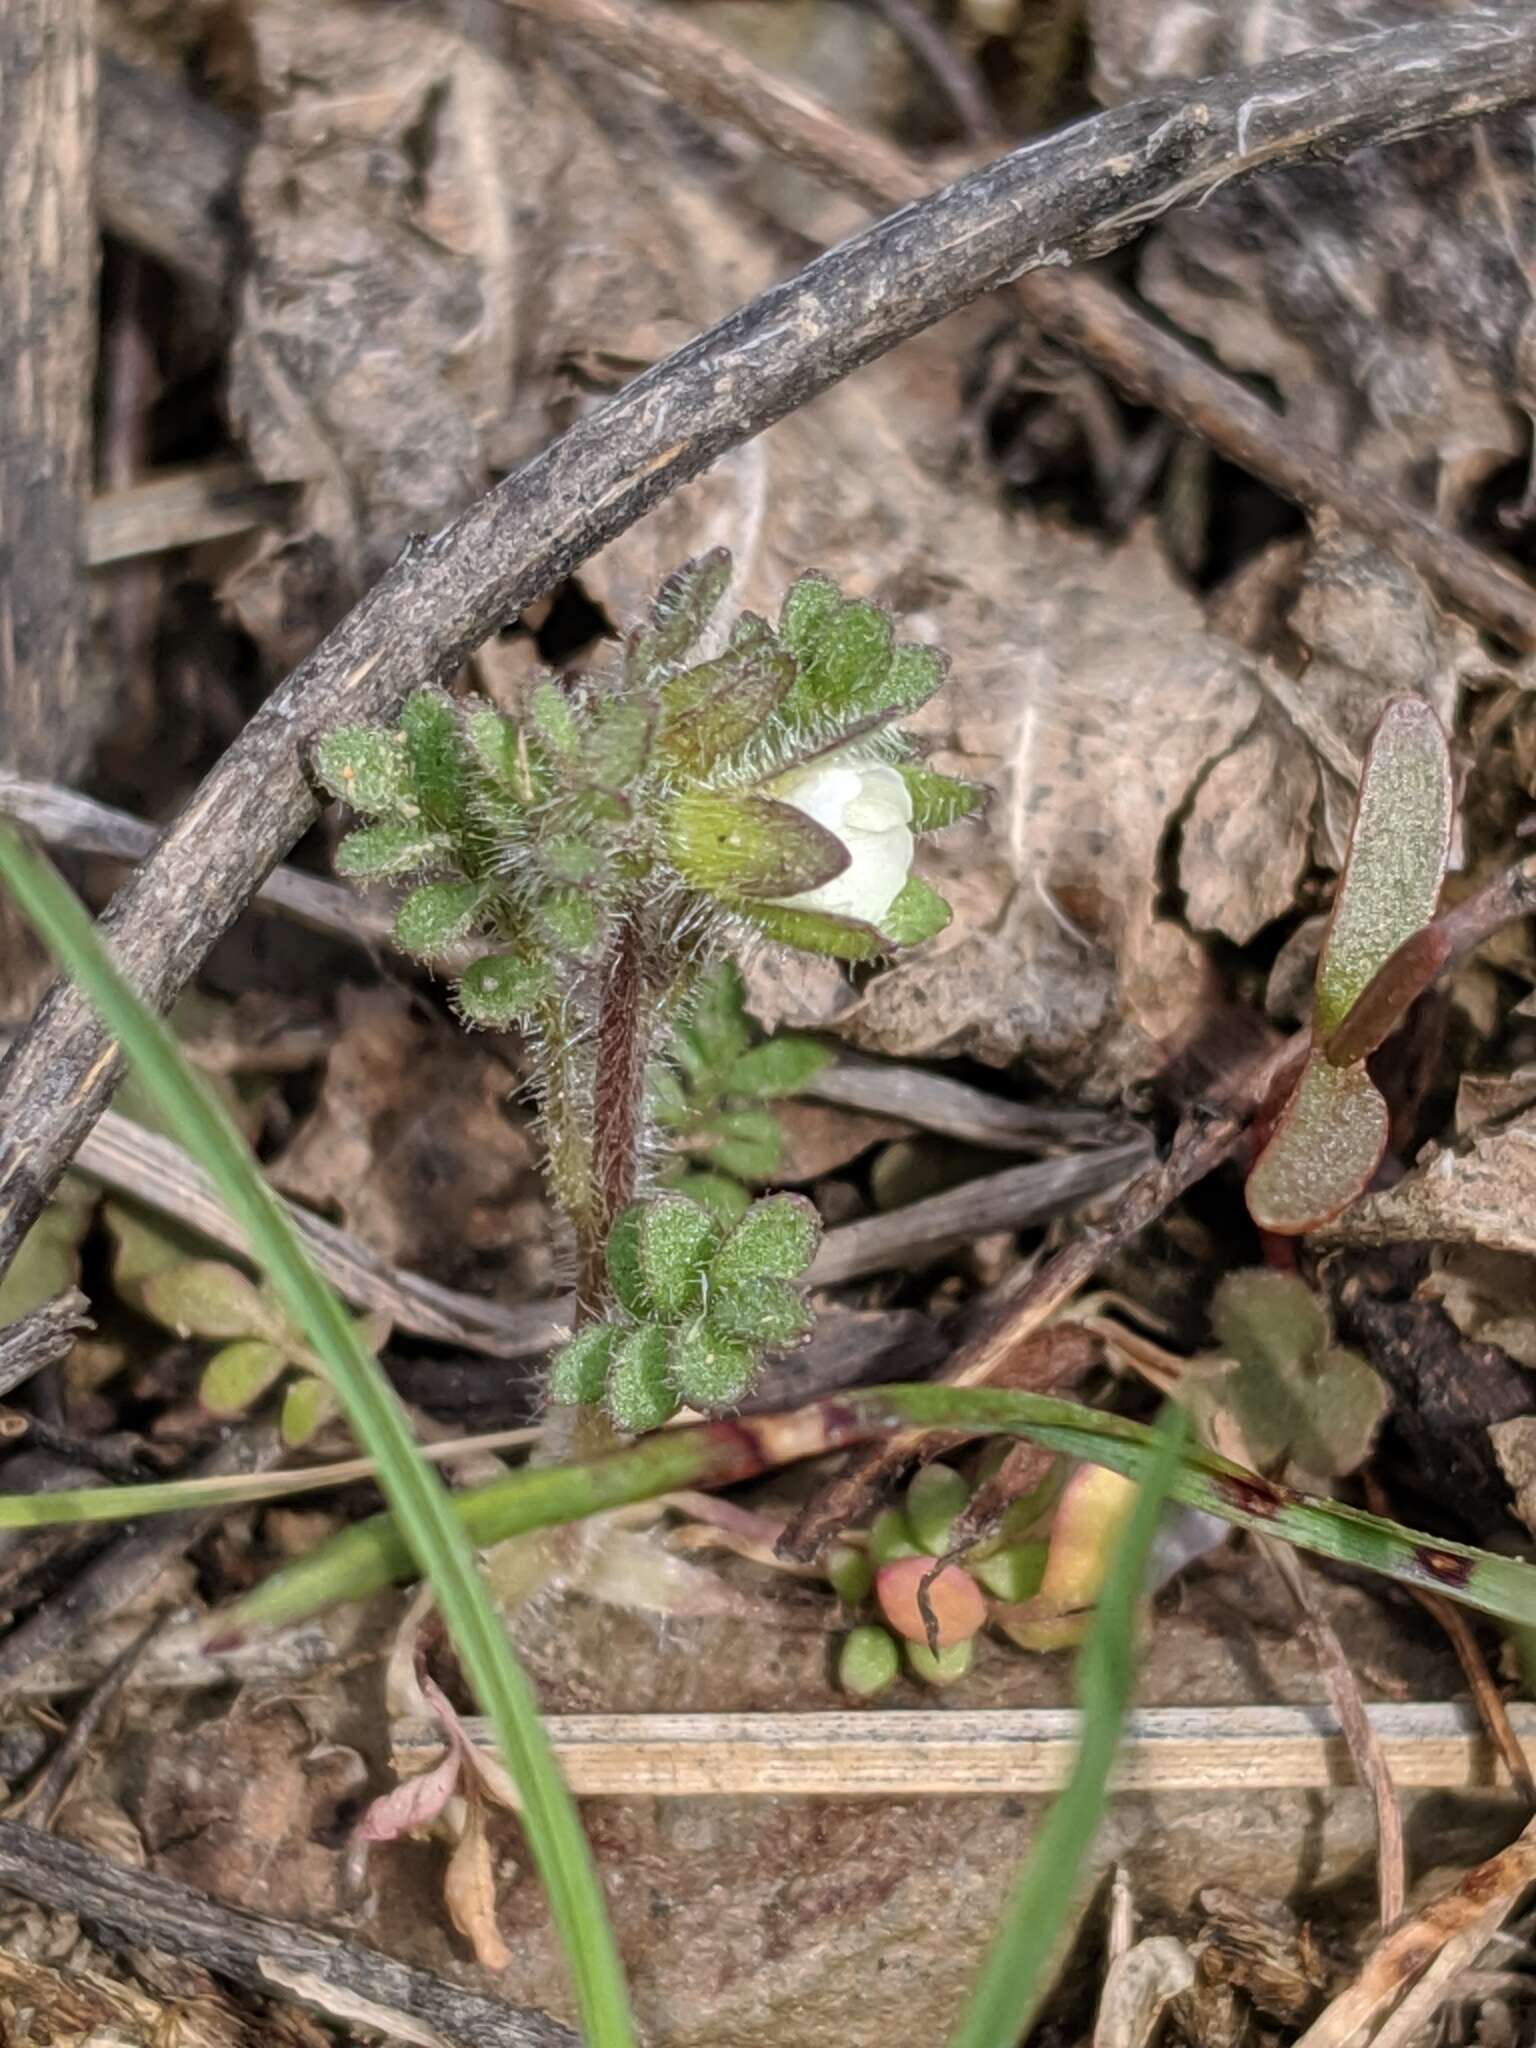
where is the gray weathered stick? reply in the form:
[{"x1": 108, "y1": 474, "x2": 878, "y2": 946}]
[
  {"x1": 0, "y1": 1816, "x2": 575, "y2": 2048},
  {"x1": 2, "y1": 15, "x2": 1534, "y2": 1283},
  {"x1": 0, "y1": 1292, "x2": 92, "y2": 1400}
]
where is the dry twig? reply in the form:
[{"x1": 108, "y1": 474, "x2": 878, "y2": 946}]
[
  {"x1": 0, "y1": 1291, "x2": 91, "y2": 1401},
  {"x1": 3, "y1": 16, "x2": 1533, "y2": 1286}
]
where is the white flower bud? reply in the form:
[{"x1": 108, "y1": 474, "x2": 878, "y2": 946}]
[{"x1": 768, "y1": 758, "x2": 914, "y2": 926}]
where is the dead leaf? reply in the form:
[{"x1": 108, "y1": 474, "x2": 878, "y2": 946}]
[
  {"x1": 354, "y1": 1748, "x2": 462, "y2": 1845},
  {"x1": 442, "y1": 1795, "x2": 511, "y2": 1972}
]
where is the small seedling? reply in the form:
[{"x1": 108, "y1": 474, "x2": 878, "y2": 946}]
[
  {"x1": 316, "y1": 552, "x2": 982, "y2": 1424},
  {"x1": 1246, "y1": 698, "x2": 1453, "y2": 1234}
]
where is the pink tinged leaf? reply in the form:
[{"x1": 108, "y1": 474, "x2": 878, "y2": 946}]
[
  {"x1": 421, "y1": 1672, "x2": 523, "y2": 1813},
  {"x1": 874, "y1": 1556, "x2": 986, "y2": 1648},
  {"x1": 1245, "y1": 1052, "x2": 1390, "y2": 1236},
  {"x1": 990, "y1": 1465, "x2": 1140, "y2": 1653},
  {"x1": 1315, "y1": 698, "x2": 1453, "y2": 1044},
  {"x1": 354, "y1": 1748, "x2": 461, "y2": 1842},
  {"x1": 1323, "y1": 922, "x2": 1452, "y2": 1068}
]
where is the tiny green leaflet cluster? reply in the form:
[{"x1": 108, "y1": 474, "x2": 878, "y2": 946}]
[
  {"x1": 549, "y1": 1191, "x2": 823, "y2": 1430},
  {"x1": 1190, "y1": 1268, "x2": 1387, "y2": 1479},
  {"x1": 311, "y1": 550, "x2": 983, "y2": 1026},
  {"x1": 651, "y1": 960, "x2": 832, "y2": 1226},
  {"x1": 107, "y1": 1202, "x2": 387, "y2": 1448}
]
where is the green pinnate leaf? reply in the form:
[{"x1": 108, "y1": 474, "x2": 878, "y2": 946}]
[
  {"x1": 883, "y1": 643, "x2": 950, "y2": 717},
  {"x1": 453, "y1": 951, "x2": 552, "y2": 1028},
  {"x1": 466, "y1": 708, "x2": 525, "y2": 792},
  {"x1": 704, "y1": 1108, "x2": 782, "y2": 1183},
  {"x1": 530, "y1": 681, "x2": 579, "y2": 758},
  {"x1": 657, "y1": 623, "x2": 795, "y2": 773},
  {"x1": 880, "y1": 875, "x2": 951, "y2": 948},
  {"x1": 664, "y1": 791, "x2": 849, "y2": 901},
  {"x1": 281, "y1": 1372, "x2": 338, "y2": 1447},
  {"x1": 313, "y1": 727, "x2": 409, "y2": 817},
  {"x1": 675, "y1": 961, "x2": 751, "y2": 1081},
  {"x1": 140, "y1": 1260, "x2": 281, "y2": 1342},
  {"x1": 1245, "y1": 1051, "x2": 1389, "y2": 1235},
  {"x1": 401, "y1": 690, "x2": 467, "y2": 830},
  {"x1": 783, "y1": 593, "x2": 895, "y2": 725},
  {"x1": 709, "y1": 1274, "x2": 814, "y2": 1348},
  {"x1": 394, "y1": 880, "x2": 487, "y2": 959},
  {"x1": 731, "y1": 898, "x2": 888, "y2": 962},
  {"x1": 637, "y1": 1195, "x2": 722, "y2": 1320},
  {"x1": 723, "y1": 1034, "x2": 831, "y2": 1098},
  {"x1": 838, "y1": 1624, "x2": 900, "y2": 1698},
  {"x1": 548, "y1": 1325, "x2": 619, "y2": 1407},
  {"x1": 906, "y1": 1463, "x2": 970, "y2": 1557},
  {"x1": 335, "y1": 823, "x2": 452, "y2": 879},
  {"x1": 604, "y1": 1326, "x2": 677, "y2": 1433},
  {"x1": 1210, "y1": 1271, "x2": 1328, "y2": 1377},
  {"x1": 629, "y1": 548, "x2": 733, "y2": 682},
  {"x1": 535, "y1": 887, "x2": 601, "y2": 958},
  {"x1": 712, "y1": 1193, "x2": 821, "y2": 1286},
  {"x1": 605, "y1": 1206, "x2": 652, "y2": 1318},
  {"x1": 898, "y1": 765, "x2": 986, "y2": 832},
  {"x1": 1315, "y1": 698, "x2": 1453, "y2": 1040},
  {"x1": 666, "y1": 1171, "x2": 751, "y2": 1229},
  {"x1": 670, "y1": 1322, "x2": 756, "y2": 1409},
  {"x1": 200, "y1": 1338, "x2": 289, "y2": 1417}
]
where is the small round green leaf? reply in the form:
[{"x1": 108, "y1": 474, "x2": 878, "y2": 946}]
[
  {"x1": 535, "y1": 887, "x2": 601, "y2": 958},
  {"x1": 903, "y1": 1635, "x2": 975, "y2": 1687},
  {"x1": 548, "y1": 1325, "x2": 619, "y2": 1407},
  {"x1": 140, "y1": 1260, "x2": 280, "y2": 1342},
  {"x1": 335, "y1": 823, "x2": 451, "y2": 879},
  {"x1": 637, "y1": 1196, "x2": 722, "y2": 1320},
  {"x1": 906, "y1": 1463, "x2": 971, "y2": 1558},
  {"x1": 605, "y1": 1206, "x2": 652, "y2": 1318},
  {"x1": 669, "y1": 1322, "x2": 756, "y2": 1409},
  {"x1": 971, "y1": 1542, "x2": 1049, "y2": 1603},
  {"x1": 711, "y1": 1193, "x2": 822, "y2": 1286},
  {"x1": 313, "y1": 727, "x2": 408, "y2": 816},
  {"x1": 826, "y1": 1543, "x2": 874, "y2": 1605},
  {"x1": 723, "y1": 1035, "x2": 832, "y2": 1099},
  {"x1": 200, "y1": 1338, "x2": 289, "y2": 1417},
  {"x1": 868, "y1": 1507, "x2": 921, "y2": 1564},
  {"x1": 709, "y1": 1276, "x2": 814, "y2": 1348},
  {"x1": 604, "y1": 1327, "x2": 677, "y2": 1434},
  {"x1": 454, "y1": 951, "x2": 552, "y2": 1028},
  {"x1": 666, "y1": 1172, "x2": 751, "y2": 1229},
  {"x1": 281, "y1": 1373, "x2": 338, "y2": 1448},
  {"x1": 837, "y1": 1624, "x2": 900, "y2": 1698},
  {"x1": 394, "y1": 880, "x2": 486, "y2": 959},
  {"x1": 1210, "y1": 1270, "x2": 1328, "y2": 1376}
]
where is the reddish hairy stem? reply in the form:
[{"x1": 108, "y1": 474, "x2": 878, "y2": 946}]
[{"x1": 582, "y1": 915, "x2": 650, "y2": 1319}]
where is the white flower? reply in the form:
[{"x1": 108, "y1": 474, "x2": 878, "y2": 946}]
[{"x1": 768, "y1": 757, "x2": 914, "y2": 927}]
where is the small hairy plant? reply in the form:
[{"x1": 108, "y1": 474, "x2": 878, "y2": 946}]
[{"x1": 314, "y1": 552, "x2": 981, "y2": 1423}]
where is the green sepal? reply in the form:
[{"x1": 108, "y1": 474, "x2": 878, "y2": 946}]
[
  {"x1": 548, "y1": 1325, "x2": 619, "y2": 1407},
  {"x1": 723, "y1": 1035, "x2": 831, "y2": 1099},
  {"x1": 711, "y1": 1193, "x2": 821, "y2": 1286},
  {"x1": 401, "y1": 690, "x2": 467, "y2": 829},
  {"x1": 709, "y1": 1275, "x2": 814, "y2": 1348},
  {"x1": 535, "y1": 887, "x2": 601, "y2": 958},
  {"x1": 604, "y1": 1326, "x2": 677, "y2": 1434},
  {"x1": 281, "y1": 1373, "x2": 337, "y2": 1448},
  {"x1": 665, "y1": 791, "x2": 849, "y2": 901},
  {"x1": 394, "y1": 880, "x2": 487, "y2": 959},
  {"x1": 880, "y1": 876, "x2": 950, "y2": 948},
  {"x1": 898, "y1": 765, "x2": 986, "y2": 832},
  {"x1": 637, "y1": 1195, "x2": 722, "y2": 1319},
  {"x1": 312, "y1": 726, "x2": 409, "y2": 816},
  {"x1": 666, "y1": 1171, "x2": 751, "y2": 1229},
  {"x1": 657, "y1": 621, "x2": 794, "y2": 773},
  {"x1": 703, "y1": 1108, "x2": 782, "y2": 1183},
  {"x1": 728, "y1": 898, "x2": 887, "y2": 962},
  {"x1": 335, "y1": 823, "x2": 452, "y2": 880},
  {"x1": 453, "y1": 951, "x2": 552, "y2": 1028},
  {"x1": 628, "y1": 548, "x2": 733, "y2": 684},
  {"x1": 200, "y1": 1338, "x2": 289, "y2": 1417},
  {"x1": 669, "y1": 1321, "x2": 756, "y2": 1409}
]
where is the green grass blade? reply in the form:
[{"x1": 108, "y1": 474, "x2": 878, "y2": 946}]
[
  {"x1": 948, "y1": 1403, "x2": 1186, "y2": 2048},
  {"x1": 204, "y1": 1382, "x2": 1536, "y2": 1641},
  {"x1": 0, "y1": 828, "x2": 635, "y2": 2048}
]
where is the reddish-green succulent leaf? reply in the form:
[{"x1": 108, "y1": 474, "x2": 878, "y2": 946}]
[
  {"x1": 141, "y1": 1260, "x2": 280, "y2": 1343},
  {"x1": 1245, "y1": 1052, "x2": 1390, "y2": 1235},
  {"x1": 200, "y1": 1338, "x2": 289, "y2": 1417},
  {"x1": 1324, "y1": 921, "x2": 1453, "y2": 1067}
]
